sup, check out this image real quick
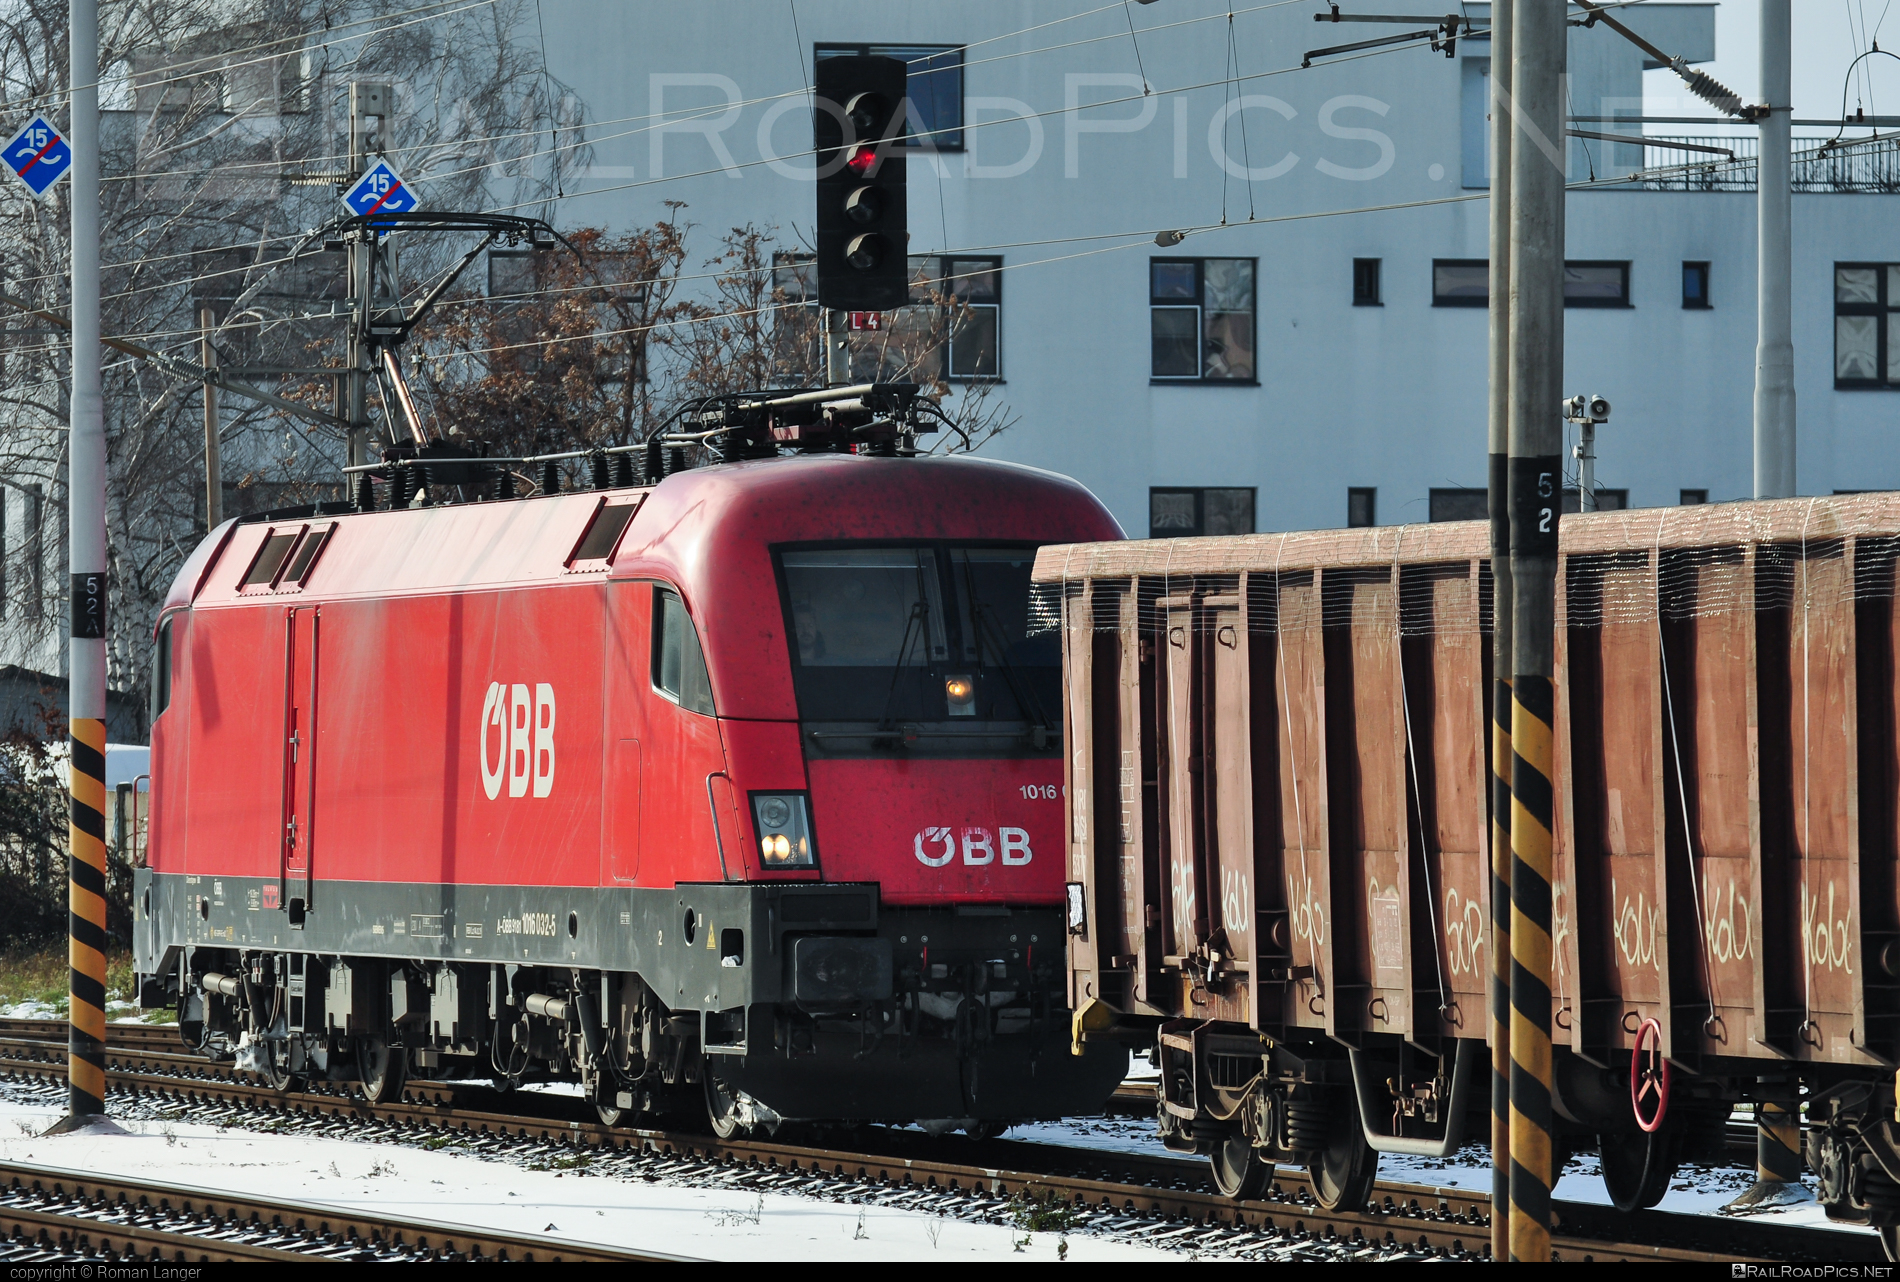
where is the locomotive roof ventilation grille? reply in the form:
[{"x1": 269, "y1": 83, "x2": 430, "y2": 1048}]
[
  {"x1": 238, "y1": 523, "x2": 333, "y2": 592},
  {"x1": 565, "y1": 497, "x2": 642, "y2": 571}
]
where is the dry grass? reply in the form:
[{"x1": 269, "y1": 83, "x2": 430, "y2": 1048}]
[{"x1": 0, "y1": 942, "x2": 135, "y2": 1012}]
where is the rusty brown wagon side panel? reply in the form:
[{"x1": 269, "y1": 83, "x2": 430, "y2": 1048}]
[{"x1": 1040, "y1": 493, "x2": 1900, "y2": 1073}]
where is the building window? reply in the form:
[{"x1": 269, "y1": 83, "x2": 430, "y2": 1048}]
[
  {"x1": 1835, "y1": 263, "x2": 1900, "y2": 388},
  {"x1": 1347, "y1": 487, "x2": 1377, "y2": 527},
  {"x1": 1680, "y1": 488, "x2": 1708, "y2": 505},
  {"x1": 918, "y1": 256, "x2": 1001, "y2": 380},
  {"x1": 1562, "y1": 488, "x2": 1628, "y2": 512},
  {"x1": 815, "y1": 44, "x2": 963, "y2": 150},
  {"x1": 1150, "y1": 259, "x2": 1256, "y2": 382},
  {"x1": 1433, "y1": 260, "x2": 1633, "y2": 308},
  {"x1": 1564, "y1": 261, "x2": 1631, "y2": 309},
  {"x1": 1429, "y1": 488, "x2": 1487, "y2": 522},
  {"x1": 1149, "y1": 487, "x2": 1255, "y2": 538},
  {"x1": 773, "y1": 252, "x2": 1002, "y2": 382},
  {"x1": 1353, "y1": 259, "x2": 1382, "y2": 306},
  {"x1": 1432, "y1": 260, "x2": 1488, "y2": 308},
  {"x1": 1682, "y1": 262, "x2": 1711, "y2": 310}
]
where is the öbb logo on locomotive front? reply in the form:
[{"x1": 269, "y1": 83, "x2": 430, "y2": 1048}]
[
  {"x1": 478, "y1": 681, "x2": 555, "y2": 799},
  {"x1": 912, "y1": 825, "x2": 1033, "y2": 867}
]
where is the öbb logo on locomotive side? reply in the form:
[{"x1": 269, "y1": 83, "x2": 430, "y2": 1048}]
[
  {"x1": 914, "y1": 826, "x2": 1033, "y2": 867},
  {"x1": 479, "y1": 682, "x2": 555, "y2": 800}
]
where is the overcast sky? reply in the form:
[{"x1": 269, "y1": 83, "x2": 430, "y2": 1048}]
[{"x1": 1641, "y1": 0, "x2": 1900, "y2": 124}]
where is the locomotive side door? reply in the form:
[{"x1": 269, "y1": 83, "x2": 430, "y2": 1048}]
[
  {"x1": 601, "y1": 582, "x2": 644, "y2": 884},
  {"x1": 280, "y1": 605, "x2": 318, "y2": 923}
]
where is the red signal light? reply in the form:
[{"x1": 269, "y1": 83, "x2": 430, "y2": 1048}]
[{"x1": 845, "y1": 144, "x2": 878, "y2": 176}]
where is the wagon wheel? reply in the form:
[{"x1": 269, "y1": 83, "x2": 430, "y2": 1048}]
[
  {"x1": 355, "y1": 1035, "x2": 407, "y2": 1104},
  {"x1": 1598, "y1": 1128, "x2": 1678, "y2": 1212},
  {"x1": 1210, "y1": 1132, "x2": 1273, "y2": 1201},
  {"x1": 1307, "y1": 1096, "x2": 1378, "y2": 1213},
  {"x1": 704, "y1": 1070, "x2": 744, "y2": 1140}
]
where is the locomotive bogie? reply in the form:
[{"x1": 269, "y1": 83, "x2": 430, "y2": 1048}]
[{"x1": 1041, "y1": 494, "x2": 1900, "y2": 1228}]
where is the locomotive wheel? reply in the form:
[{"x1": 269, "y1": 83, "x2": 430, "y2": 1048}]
[
  {"x1": 965, "y1": 1120, "x2": 1009, "y2": 1141},
  {"x1": 1881, "y1": 1224, "x2": 1899, "y2": 1263},
  {"x1": 355, "y1": 1035, "x2": 407, "y2": 1104},
  {"x1": 1210, "y1": 1133, "x2": 1273, "y2": 1201},
  {"x1": 595, "y1": 1098, "x2": 624, "y2": 1127},
  {"x1": 260, "y1": 1039, "x2": 301, "y2": 1093},
  {"x1": 1598, "y1": 1129, "x2": 1677, "y2": 1212},
  {"x1": 1307, "y1": 1101, "x2": 1378, "y2": 1213},
  {"x1": 704, "y1": 1071, "x2": 744, "y2": 1140}
]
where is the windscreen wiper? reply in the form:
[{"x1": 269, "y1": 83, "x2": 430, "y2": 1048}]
[
  {"x1": 961, "y1": 563, "x2": 1055, "y2": 743},
  {"x1": 874, "y1": 599, "x2": 928, "y2": 731}
]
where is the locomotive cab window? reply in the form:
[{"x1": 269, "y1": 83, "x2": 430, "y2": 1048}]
[
  {"x1": 777, "y1": 544, "x2": 1059, "y2": 752},
  {"x1": 151, "y1": 616, "x2": 174, "y2": 720},
  {"x1": 653, "y1": 587, "x2": 715, "y2": 715}
]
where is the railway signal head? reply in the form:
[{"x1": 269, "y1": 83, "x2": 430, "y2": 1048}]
[{"x1": 814, "y1": 55, "x2": 908, "y2": 311}]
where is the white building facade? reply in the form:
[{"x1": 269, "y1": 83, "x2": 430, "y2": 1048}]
[{"x1": 526, "y1": 0, "x2": 1899, "y2": 537}]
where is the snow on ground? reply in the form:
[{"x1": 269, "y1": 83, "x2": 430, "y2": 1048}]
[
  {"x1": 0, "y1": 1093, "x2": 1175, "y2": 1262},
  {"x1": 1014, "y1": 1108, "x2": 1872, "y2": 1238},
  {"x1": 0, "y1": 998, "x2": 152, "y2": 1022}
]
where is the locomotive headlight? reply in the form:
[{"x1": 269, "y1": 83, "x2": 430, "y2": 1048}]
[
  {"x1": 752, "y1": 792, "x2": 816, "y2": 868},
  {"x1": 945, "y1": 673, "x2": 975, "y2": 717}
]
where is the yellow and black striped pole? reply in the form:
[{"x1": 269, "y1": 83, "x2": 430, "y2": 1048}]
[
  {"x1": 1723, "y1": 1089, "x2": 1805, "y2": 1210},
  {"x1": 1489, "y1": 667, "x2": 1513, "y2": 1258},
  {"x1": 1504, "y1": 0, "x2": 1566, "y2": 1258},
  {"x1": 56, "y1": 0, "x2": 111, "y2": 1131},
  {"x1": 67, "y1": 715, "x2": 110, "y2": 1118},
  {"x1": 1508, "y1": 672, "x2": 1556, "y2": 1260},
  {"x1": 1758, "y1": 1101, "x2": 1802, "y2": 1185},
  {"x1": 1482, "y1": 0, "x2": 1514, "y2": 1251}
]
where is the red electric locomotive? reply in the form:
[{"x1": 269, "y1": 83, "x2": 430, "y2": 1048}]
[{"x1": 133, "y1": 388, "x2": 1130, "y2": 1132}]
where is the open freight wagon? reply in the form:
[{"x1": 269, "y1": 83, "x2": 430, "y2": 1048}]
[{"x1": 1035, "y1": 493, "x2": 1900, "y2": 1243}]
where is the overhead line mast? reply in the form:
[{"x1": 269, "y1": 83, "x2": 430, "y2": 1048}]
[{"x1": 53, "y1": 0, "x2": 109, "y2": 1137}]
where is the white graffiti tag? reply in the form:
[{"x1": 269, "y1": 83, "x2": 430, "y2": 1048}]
[
  {"x1": 1702, "y1": 873, "x2": 1752, "y2": 964},
  {"x1": 1287, "y1": 871, "x2": 1326, "y2": 952},
  {"x1": 1801, "y1": 881, "x2": 1854, "y2": 974},
  {"x1": 1221, "y1": 868, "x2": 1251, "y2": 936},
  {"x1": 1612, "y1": 877, "x2": 1660, "y2": 970},
  {"x1": 1444, "y1": 887, "x2": 1485, "y2": 977}
]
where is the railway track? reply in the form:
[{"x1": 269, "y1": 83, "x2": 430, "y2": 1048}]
[
  {"x1": 0, "y1": 1158, "x2": 679, "y2": 1263},
  {"x1": 0, "y1": 1019, "x2": 1875, "y2": 1264}
]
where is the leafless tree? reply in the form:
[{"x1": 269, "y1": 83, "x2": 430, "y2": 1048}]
[{"x1": 0, "y1": 0, "x2": 585, "y2": 728}]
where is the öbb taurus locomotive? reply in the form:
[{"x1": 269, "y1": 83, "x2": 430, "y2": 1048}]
[
  {"x1": 133, "y1": 399, "x2": 1130, "y2": 1132},
  {"x1": 1042, "y1": 495, "x2": 1900, "y2": 1247}
]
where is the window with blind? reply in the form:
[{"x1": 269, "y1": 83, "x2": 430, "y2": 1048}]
[{"x1": 1836, "y1": 263, "x2": 1900, "y2": 388}]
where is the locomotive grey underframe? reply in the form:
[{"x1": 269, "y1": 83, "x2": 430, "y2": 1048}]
[
  {"x1": 137, "y1": 872, "x2": 899, "y2": 1012},
  {"x1": 132, "y1": 868, "x2": 1125, "y2": 1119}
]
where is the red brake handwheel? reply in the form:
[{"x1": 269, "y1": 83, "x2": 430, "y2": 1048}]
[{"x1": 1630, "y1": 1016, "x2": 1670, "y2": 1134}]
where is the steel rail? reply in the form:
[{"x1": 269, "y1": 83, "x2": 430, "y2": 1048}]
[
  {"x1": 0, "y1": 1158, "x2": 675, "y2": 1263},
  {"x1": 0, "y1": 1026, "x2": 1869, "y2": 1263}
]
